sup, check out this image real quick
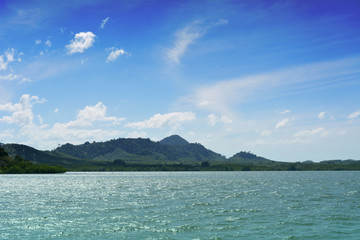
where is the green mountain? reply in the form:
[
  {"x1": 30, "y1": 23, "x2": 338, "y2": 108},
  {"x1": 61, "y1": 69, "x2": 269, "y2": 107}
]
[
  {"x1": 0, "y1": 146, "x2": 65, "y2": 174},
  {"x1": 51, "y1": 135, "x2": 226, "y2": 164},
  {"x1": 3, "y1": 136, "x2": 359, "y2": 171},
  {"x1": 3, "y1": 143, "x2": 93, "y2": 168},
  {"x1": 228, "y1": 151, "x2": 274, "y2": 164},
  {"x1": 159, "y1": 135, "x2": 189, "y2": 146}
]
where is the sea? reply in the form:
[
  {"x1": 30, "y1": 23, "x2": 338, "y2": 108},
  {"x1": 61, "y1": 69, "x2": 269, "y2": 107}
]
[{"x1": 0, "y1": 171, "x2": 359, "y2": 239}]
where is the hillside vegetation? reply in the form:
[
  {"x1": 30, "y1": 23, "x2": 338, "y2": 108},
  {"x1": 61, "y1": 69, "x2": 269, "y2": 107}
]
[
  {"x1": 2, "y1": 135, "x2": 360, "y2": 171},
  {"x1": 0, "y1": 146, "x2": 66, "y2": 174}
]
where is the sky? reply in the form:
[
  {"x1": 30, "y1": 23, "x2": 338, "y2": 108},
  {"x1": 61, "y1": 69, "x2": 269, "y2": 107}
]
[{"x1": 0, "y1": 0, "x2": 359, "y2": 162}]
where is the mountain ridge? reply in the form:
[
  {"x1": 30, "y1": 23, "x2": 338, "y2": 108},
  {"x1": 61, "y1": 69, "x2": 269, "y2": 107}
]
[{"x1": 2, "y1": 135, "x2": 359, "y2": 171}]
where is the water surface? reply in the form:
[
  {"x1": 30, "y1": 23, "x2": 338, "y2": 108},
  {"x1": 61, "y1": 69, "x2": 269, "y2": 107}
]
[{"x1": 1, "y1": 171, "x2": 359, "y2": 239}]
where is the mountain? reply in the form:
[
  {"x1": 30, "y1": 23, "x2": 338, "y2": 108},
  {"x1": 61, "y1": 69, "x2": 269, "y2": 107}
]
[
  {"x1": 3, "y1": 143, "x2": 94, "y2": 168},
  {"x1": 159, "y1": 135, "x2": 189, "y2": 146},
  {"x1": 228, "y1": 151, "x2": 274, "y2": 164},
  {"x1": 0, "y1": 146, "x2": 66, "y2": 174},
  {"x1": 51, "y1": 136, "x2": 226, "y2": 164}
]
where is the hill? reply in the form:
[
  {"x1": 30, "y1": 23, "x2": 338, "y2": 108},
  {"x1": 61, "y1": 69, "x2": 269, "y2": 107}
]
[
  {"x1": 3, "y1": 144, "x2": 95, "y2": 168},
  {"x1": 159, "y1": 135, "x2": 189, "y2": 146},
  {"x1": 228, "y1": 151, "x2": 274, "y2": 164},
  {"x1": 51, "y1": 136, "x2": 226, "y2": 164},
  {"x1": 3, "y1": 136, "x2": 359, "y2": 171},
  {"x1": 0, "y1": 146, "x2": 66, "y2": 174}
]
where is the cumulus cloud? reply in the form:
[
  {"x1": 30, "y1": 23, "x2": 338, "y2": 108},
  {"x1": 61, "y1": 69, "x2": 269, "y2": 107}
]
[
  {"x1": 0, "y1": 97, "x2": 125, "y2": 149},
  {"x1": 318, "y1": 112, "x2": 326, "y2": 119},
  {"x1": 106, "y1": 48, "x2": 127, "y2": 62},
  {"x1": 35, "y1": 40, "x2": 42, "y2": 45},
  {"x1": 66, "y1": 32, "x2": 96, "y2": 55},
  {"x1": 126, "y1": 112, "x2": 195, "y2": 129},
  {"x1": 101, "y1": 17, "x2": 109, "y2": 29},
  {"x1": 348, "y1": 111, "x2": 360, "y2": 119},
  {"x1": 275, "y1": 118, "x2": 290, "y2": 129},
  {"x1": 65, "y1": 102, "x2": 124, "y2": 128},
  {"x1": 0, "y1": 94, "x2": 46, "y2": 126}
]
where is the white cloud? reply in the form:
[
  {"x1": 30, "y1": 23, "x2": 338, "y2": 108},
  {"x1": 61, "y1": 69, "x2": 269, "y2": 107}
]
[
  {"x1": 208, "y1": 114, "x2": 218, "y2": 126},
  {"x1": 20, "y1": 77, "x2": 32, "y2": 83},
  {"x1": 208, "y1": 113, "x2": 232, "y2": 126},
  {"x1": 318, "y1": 112, "x2": 326, "y2": 119},
  {"x1": 5, "y1": 48, "x2": 15, "y2": 62},
  {"x1": 127, "y1": 131, "x2": 148, "y2": 138},
  {"x1": 0, "y1": 94, "x2": 46, "y2": 126},
  {"x1": 0, "y1": 97, "x2": 125, "y2": 149},
  {"x1": 294, "y1": 127, "x2": 328, "y2": 138},
  {"x1": 126, "y1": 112, "x2": 195, "y2": 129},
  {"x1": 0, "y1": 73, "x2": 19, "y2": 81},
  {"x1": 66, "y1": 32, "x2": 96, "y2": 55},
  {"x1": 65, "y1": 102, "x2": 124, "y2": 128},
  {"x1": 216, "y1": 19, "x2": 229, "y2": 25},
  {"x1": 348, "y1": 111, "x2": 360, "y2": 119},
  {"x1": 280, "y1": 109, "x2": 291, "y2": 114},
  {"x1": 106, "y1": 48, "x2": 127, "y2": 62},
  {"x1": 166, "y1": 21, "x2": 206, "y2": 64},
  {"x1": 260, "y1": 130, "x2": 272, "y2": 136},
  {"x1": 17, "y1": 52, "x2": 24, "y2": 62},
  {"x1": 101, "y1": 17, "x2": 109, "y2": 29},
  {"x1": 45, "y1": 40, "x2": 52, "y2": 47},
  {"x1": 0, "y1": 48, "x2": 16, "y2": 70},
  {"x1": 185, "y1": 56, "x2": 360, "y2": 114},
  {"x1": 54, "y1": 108, "x2": 59, "y2": 113},
  {"x1": 35, "y1": 39, "x2": 42, "y2": 45},
  {"x1": 275, "y1": 118, "x2": 290, "y2": 129}
]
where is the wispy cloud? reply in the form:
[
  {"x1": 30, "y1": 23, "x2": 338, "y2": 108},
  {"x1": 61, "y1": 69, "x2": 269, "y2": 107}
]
[
  {"x1": 106, "y1": 48, "x2": 128, "y2": 62},
  {"x1": 280, "y1": 109, "x2": 291, "y2": 114},
  {"x1": 348, "y1": 111, "x2": 360, "y2": 119},
  {"x1": 66, "y1": 32, "x2": 96, "y2": 55},
  {"x1": 166, "y1": 21, "x2": 207, "y2": 65},
  {"x1": 45, "y1": 40, "x2": 52, "y2": 47},
  {"x1": 275, "y1": 118, "x2": 290, "y2": 129},
  {"x1": 126, "y1": 112, "x2": 195, "y2": 129},
  {"x1": 0, "y1": 73, "x2": 19, "y2": 81},
  {"x1": 100, "y1": 17, "x2": 109, "y2": 29},
  {"x1": 166, "y1": 19, "x2": 228, "y2": 65},
  {"x1": 0, "y1": 48, "x2": 16, "y2": 70},
  {"x1": 208, "y1": 113, "x2": 232, "y2": 126},
  {"x1": 294, "y1": 127, "x2": 328, "y2": 138},
  {"x1": 184, "y1": 56, "x2": 360, "y2": 114}
]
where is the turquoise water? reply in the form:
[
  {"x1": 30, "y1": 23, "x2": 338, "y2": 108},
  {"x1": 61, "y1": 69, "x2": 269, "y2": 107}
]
[{"x1": 0, "y1": 171, "x2": 359, "y2": 239}]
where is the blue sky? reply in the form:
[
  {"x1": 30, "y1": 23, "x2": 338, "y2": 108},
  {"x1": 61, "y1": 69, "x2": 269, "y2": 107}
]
[{"x1": 0, "y1": 0, "x2": 359, "y2": 161}]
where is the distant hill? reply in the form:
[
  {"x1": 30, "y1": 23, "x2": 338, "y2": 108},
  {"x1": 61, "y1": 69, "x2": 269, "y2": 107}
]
[
  {"x1": 3, "y1": 136, "x2": 359, "y2": 171},
  {"x1": 159, "y1": 135, "x2": 189, "y2": 146},
  {"x1": 51, "y1": 136, "x2": 226, "y2": 164},
  {"x1": 0, "y1": 146, "x2": 65, "y2": 174},
  {"x1": 228, "y1": 151, "x2": 274, "y2": 165},
  {"x1": 3, "y1": 143, "x2": 93, "y2": 168}
]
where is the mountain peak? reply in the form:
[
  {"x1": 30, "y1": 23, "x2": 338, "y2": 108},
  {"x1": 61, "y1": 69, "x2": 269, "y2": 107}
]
[{"x1": 159, "y1": 135, "x2": 189, "y2": 146}]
